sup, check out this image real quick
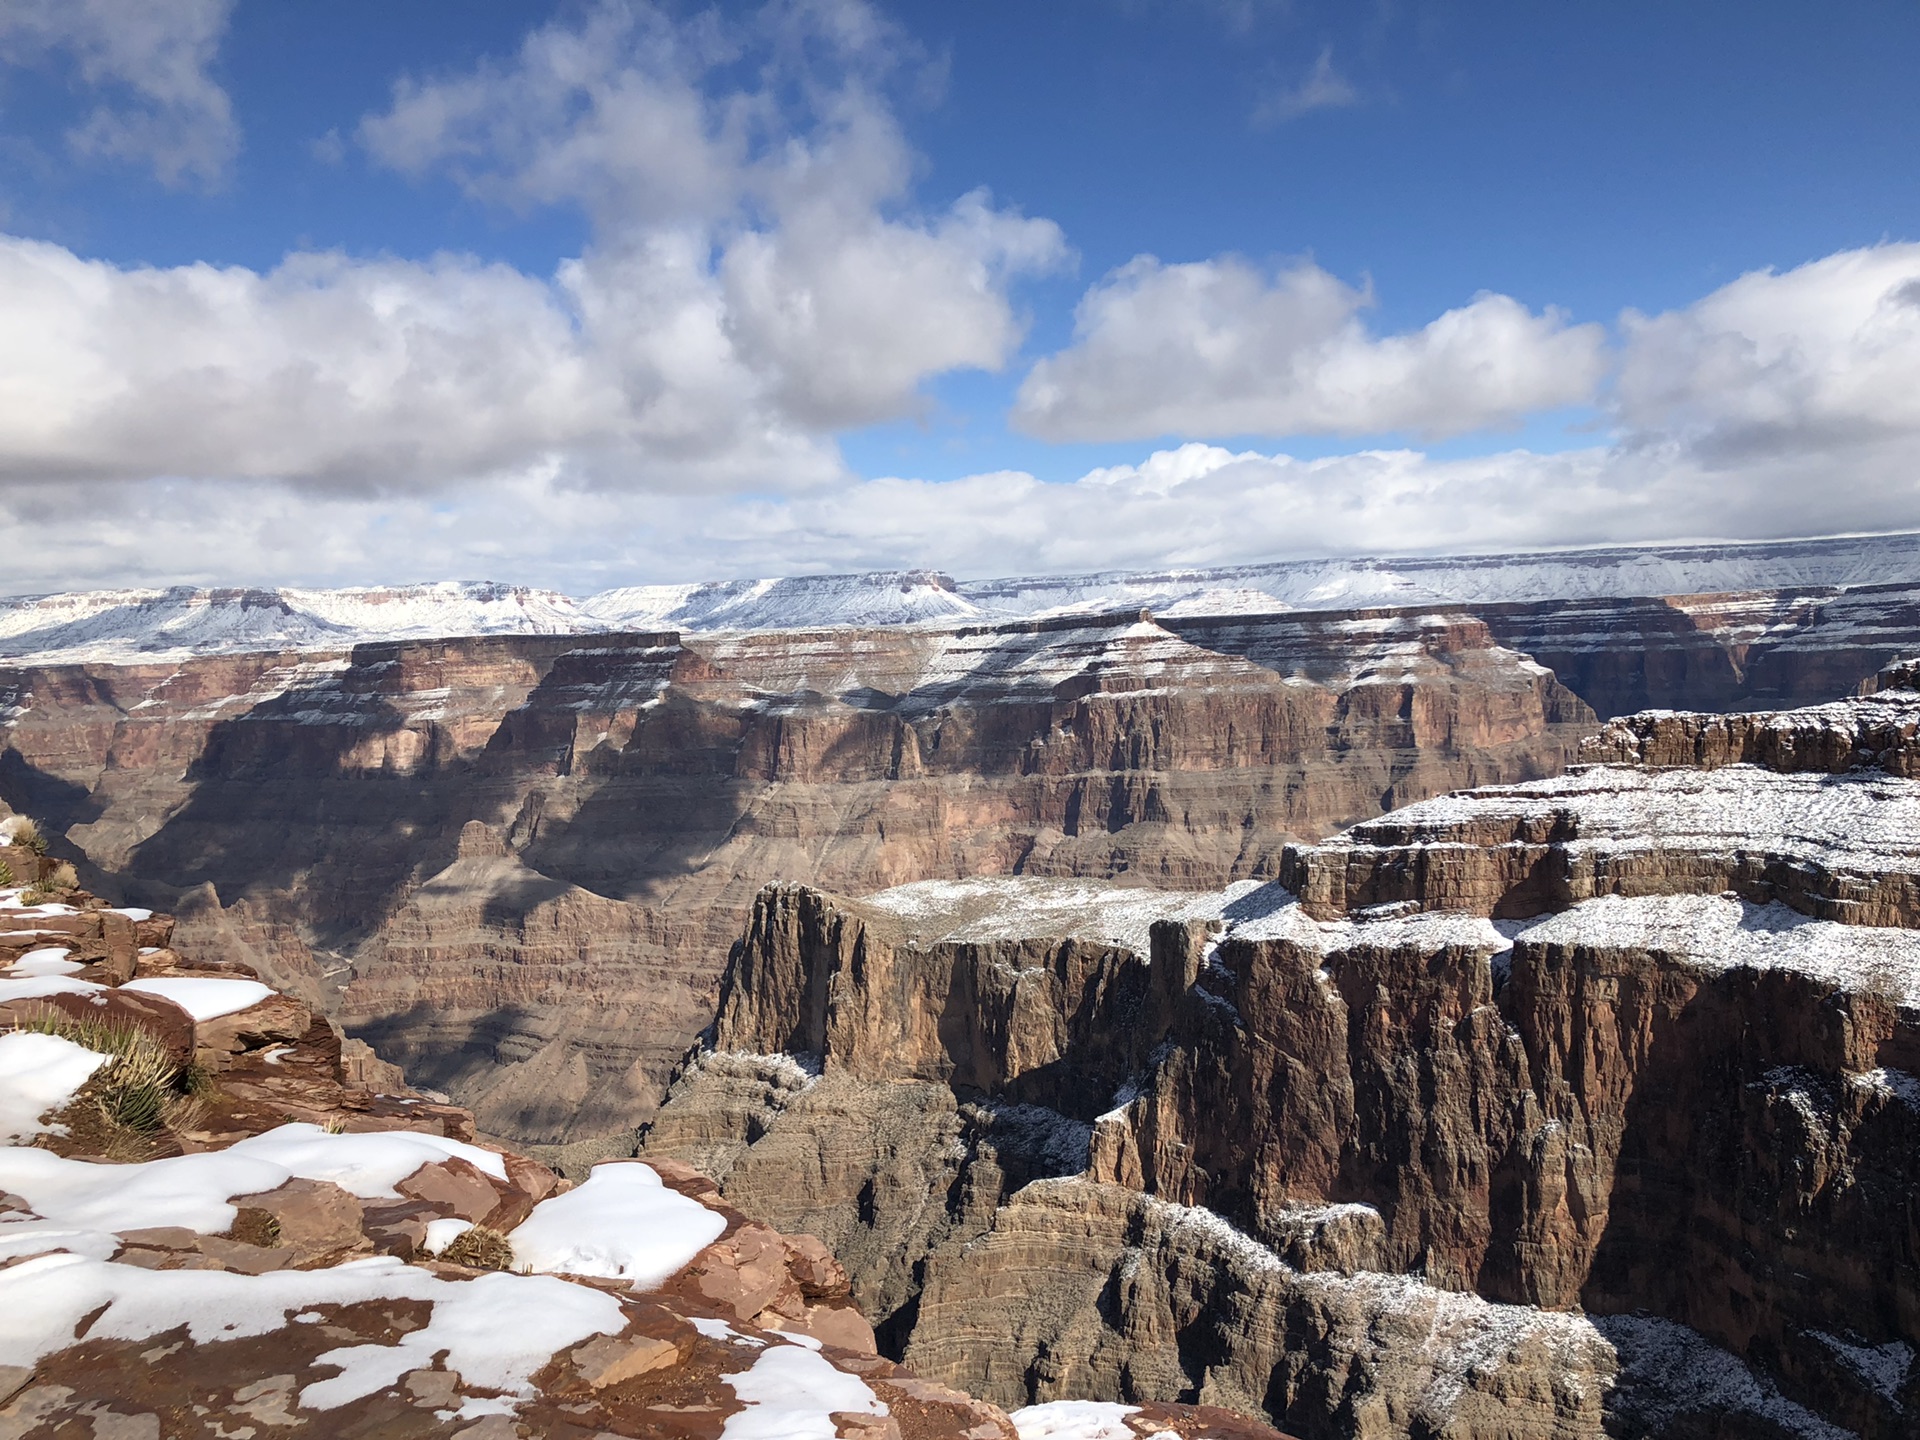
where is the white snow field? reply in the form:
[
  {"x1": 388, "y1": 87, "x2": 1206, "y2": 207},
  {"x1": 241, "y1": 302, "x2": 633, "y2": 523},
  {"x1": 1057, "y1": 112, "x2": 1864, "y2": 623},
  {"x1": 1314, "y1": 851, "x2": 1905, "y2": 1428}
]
[{"x1": 4, "y1": 531, "x2": 1919, "y2": 662}]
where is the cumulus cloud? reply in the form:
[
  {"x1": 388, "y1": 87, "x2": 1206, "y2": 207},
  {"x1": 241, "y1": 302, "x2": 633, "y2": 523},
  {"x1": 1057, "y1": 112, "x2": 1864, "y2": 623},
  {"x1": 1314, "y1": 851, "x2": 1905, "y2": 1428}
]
[
  {"x1": 18, "y1": 425, "x2": 1920, "y2": 596},
  {"x1": 0, "y1": 0, "x2": 238, "y2": 188},
  {"x1": 0, "y1": 0, "x2": 1063, "y2": 491},
  {"x1": 1616, "y1": 243, "x2": 1920, "y2": 462},
  {"x1": 1013, "y1": 255, "x2": 1607, "y2": 442},
  {"x1": 356, "y1": 0, "x2": 1064, "y2": 431},
  {"x1": 1253, "y1": 45, "x2": 1359, "y2": 125}
]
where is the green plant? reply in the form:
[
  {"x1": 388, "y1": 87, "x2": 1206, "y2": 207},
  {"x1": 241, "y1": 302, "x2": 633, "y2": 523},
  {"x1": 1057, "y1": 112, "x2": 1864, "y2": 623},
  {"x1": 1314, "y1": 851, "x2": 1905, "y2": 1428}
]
[
  {"x1": 18, "y1": 887, "x2": 53, "y2": 907},
  {"x1": 0, "y1": 861, "x2": 13, "y2": 890},
  {"x1": 5, "y1": 818, "x2": 46, "y2": 855},
  {"x1": 17, "y1": 1015, "x2": 181, "y2": 1133}
]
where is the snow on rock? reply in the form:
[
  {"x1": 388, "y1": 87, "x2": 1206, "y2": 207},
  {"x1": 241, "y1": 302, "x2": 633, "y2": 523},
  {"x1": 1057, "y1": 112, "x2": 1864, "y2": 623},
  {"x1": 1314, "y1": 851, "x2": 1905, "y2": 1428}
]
[
  {"x1": 1011, "y1": 1401, "x2": 1143, "y2": 1440},
  {"x1": 5, "y1": 946, "x2": 81, "y2": 977},
  {"x1": 224, "y1": 1122, "x2": 509, "y2": 1196},
  {"x1": 1809, "y1": 1331, "x2": 1915, "y2": 1402},
  {"x1": 0, "y1": 582, "x2": 592, "y2": 666},
  {"x1": 0, "y1": 1252, "x2": 625, "y2": 1414},
  {"x1": 719, "y1": 1342, "x2": 888, "y2": 1440},
  {"x1": 1513, "y1": 895, "x2": 1920, "y2": 1004},
  {"x1": 508, "y1": 1160, "x2": 726, "y2": 1287},
  {"x1": 585, "y1": 570, "x2": 981, "y2": 633},
  {"x1": 423, "y1": 1217, "x2": 475, "y2": 1255},
  {"x1": 0, "y1": 1122, "x2": 509, "y2": 1255},
  {"x1": 0, "y1": 1031, "x2": 110, "y2": 1142},
  {"x1": 1597, "y1": 1314, "x2": 1857, "y2": 1440},
  {"x1": 0, "y1": 975, "x2": 105, "y2": 1004},
  {"x1": 861, "y1": 876, "x2": 1269, "y2": 957},
  {"x1": 121, "y1": 975, "x2": 276, "y2": 1020},
  {"x1": 0, "y1": 1145, "x2": 292, "y2": 1236},
  {"x1": 5, "y1": 531, "x2": 1920, "y2": 662},
  {"x1": 1338, "y1": 764, "x2": 1920, "y2": 875}
]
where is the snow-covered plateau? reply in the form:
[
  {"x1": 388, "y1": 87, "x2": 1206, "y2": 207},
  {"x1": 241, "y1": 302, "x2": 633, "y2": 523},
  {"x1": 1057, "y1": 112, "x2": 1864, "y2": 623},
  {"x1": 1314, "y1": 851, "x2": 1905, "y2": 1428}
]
[{"x1": 6, "y1": 530, "x2": 1920, "y2": 665}]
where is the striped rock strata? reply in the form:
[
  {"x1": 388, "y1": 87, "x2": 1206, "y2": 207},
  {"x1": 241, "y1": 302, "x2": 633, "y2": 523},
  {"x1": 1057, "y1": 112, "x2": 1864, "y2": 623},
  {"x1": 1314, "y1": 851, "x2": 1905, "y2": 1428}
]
[{"x1": 643, "y1": 670, "x2": 1920, "y2": 1438}]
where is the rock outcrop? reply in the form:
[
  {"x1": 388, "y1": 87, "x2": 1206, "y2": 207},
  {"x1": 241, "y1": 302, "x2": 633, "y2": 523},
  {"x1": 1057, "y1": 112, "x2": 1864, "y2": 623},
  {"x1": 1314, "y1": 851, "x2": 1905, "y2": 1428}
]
[
  {"x1": 643, "y1": 671, "x2": 1920, "y2": 1438},
  {"x1": 8, "y1": 579, "x2": 1920, "y2": 1155},
  {"x1": 0, "y1": 611, "x2": 1593, "y2": 1147},
  {"x1": 0, "y1": 883, "x2": 1281, "y2": 1440}
]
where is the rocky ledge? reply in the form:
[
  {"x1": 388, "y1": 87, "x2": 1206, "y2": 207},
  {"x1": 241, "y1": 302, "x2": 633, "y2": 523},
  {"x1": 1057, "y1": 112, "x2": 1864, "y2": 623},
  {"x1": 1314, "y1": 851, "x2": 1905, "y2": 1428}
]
[
  {"x1": 0, "y1": 875, "x2": 1287, "y2": 1440},
  {"x1": 642, "y1": 664, "x2": 1920, "y2": 1439}
]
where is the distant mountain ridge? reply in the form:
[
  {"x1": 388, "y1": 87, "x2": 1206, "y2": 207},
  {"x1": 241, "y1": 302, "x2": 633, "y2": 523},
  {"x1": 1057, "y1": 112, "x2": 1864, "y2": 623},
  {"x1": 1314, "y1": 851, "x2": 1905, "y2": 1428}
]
[{"x1": 4, "y1": 531, "x2": 1919, "y2": 665}]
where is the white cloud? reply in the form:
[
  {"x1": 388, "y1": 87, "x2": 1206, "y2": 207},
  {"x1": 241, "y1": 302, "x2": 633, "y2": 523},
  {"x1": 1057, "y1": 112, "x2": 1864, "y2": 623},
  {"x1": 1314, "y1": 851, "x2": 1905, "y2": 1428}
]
[
  {"x1": 17, "y1": 427, "x2": 1920, "y2": 596},
  {"x1": 0, "y1": 0, "x2": 238, "y2": 188},
  {"x1": 0, "y1": 234, "x2": 834, "y2": 493},
  {"x1": 1013, "y1": 254, "x2": 1607, "y2": 442},
  {"x1": 0, "y1": 0, "x2": 1063, "y2": 491},
  {"x1": 1616, "y1": 243, "x2": 1920, "y2": 462},
  {"x1": 1253, "y1": 45, "x2": 1359, "y2": 125}
]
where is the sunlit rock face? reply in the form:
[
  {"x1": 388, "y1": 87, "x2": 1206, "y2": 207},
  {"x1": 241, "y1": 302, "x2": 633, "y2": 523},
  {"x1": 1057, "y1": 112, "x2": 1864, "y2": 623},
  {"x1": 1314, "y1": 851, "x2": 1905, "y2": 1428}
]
[
  {"x1": 643, "y1": 668, "x2": 1920, "y2": 1439},
  {"x1": 5, "y1": 562, "x2": 1920, "y2": 1155},
  {"x1": 0, "y1": 608, "x2": 1594, "y2": 1146}
]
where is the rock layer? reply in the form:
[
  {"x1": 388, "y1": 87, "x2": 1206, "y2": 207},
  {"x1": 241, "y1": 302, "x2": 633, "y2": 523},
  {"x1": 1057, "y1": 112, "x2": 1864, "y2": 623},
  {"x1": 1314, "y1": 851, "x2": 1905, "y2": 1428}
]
[
  {"x1": 644, "y1": 676, "x2": 1920, "y2": 1438},
  {"x1": 9, "y1": 586, "x2": 1920, "y2": 1150},
  {"x1": 0, "y1": 888, "x2": 1281, "y2": 1440},
  {"x1": 0, "y1": 610, "x2": 1592, "y2": 1144}
]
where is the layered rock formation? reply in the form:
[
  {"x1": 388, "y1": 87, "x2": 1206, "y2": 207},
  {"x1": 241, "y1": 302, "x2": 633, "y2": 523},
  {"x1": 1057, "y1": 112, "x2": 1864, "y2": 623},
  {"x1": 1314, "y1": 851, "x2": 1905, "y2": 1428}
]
[
  {"x1": 0, "y1": 611, "x2": 1592, "y2": 1146},
  {"x1": 0, "y1": 879, "x2": 1280, "y2": 1440},
  {"x1": 642, "y1": 672, "x2": 1920, "y2": 1438},
  {"x1": 7, "y1": 574, "x2": 1920, "y2": 1155}
]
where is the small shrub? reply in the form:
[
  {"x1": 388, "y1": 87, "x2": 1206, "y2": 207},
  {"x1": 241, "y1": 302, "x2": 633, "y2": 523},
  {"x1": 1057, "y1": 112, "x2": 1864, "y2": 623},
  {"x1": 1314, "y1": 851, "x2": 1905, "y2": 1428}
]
[
  {"x1": 18, "y1": 887, "x2": 53, "y2": 908},
  {"x1": 44, "y1": 861, "x2": 77, "y2": 892},
  {"x1": 18, "y1": 1015, "x2": 181, "y2": 1133},
  {"x1": 0, "y1": 861, "x2": 13, "y2": 890},
  {"x1": 440, "y1": 1225, "x2": 514, "y2": 1271},
  {"x1": 2, "y1": 817, "x2": 47, "y2": 855}
]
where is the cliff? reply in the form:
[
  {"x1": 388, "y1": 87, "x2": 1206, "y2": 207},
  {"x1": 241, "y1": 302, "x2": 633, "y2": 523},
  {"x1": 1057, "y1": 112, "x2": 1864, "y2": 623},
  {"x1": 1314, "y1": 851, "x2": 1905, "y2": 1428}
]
[
  {"x1": 0, "y1": 872, "x2": 1280, "y2": 1440},
  {"x1": 0, "y1": 610, "x2": 1592, "y2": 1147},
  {"x1": 8, "y1": 578, "x2": 1920, "y2": 1158},
  {"x1": 642, "y1": 670, "x2": 1920, "y2": 1438}
]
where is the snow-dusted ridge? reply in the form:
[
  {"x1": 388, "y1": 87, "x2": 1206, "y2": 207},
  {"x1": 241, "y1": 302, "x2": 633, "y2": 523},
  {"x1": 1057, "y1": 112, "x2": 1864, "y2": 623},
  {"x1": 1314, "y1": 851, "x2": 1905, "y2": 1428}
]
[{"x1": 7, "y1": 531, "x2": 1920, "y2": 665}]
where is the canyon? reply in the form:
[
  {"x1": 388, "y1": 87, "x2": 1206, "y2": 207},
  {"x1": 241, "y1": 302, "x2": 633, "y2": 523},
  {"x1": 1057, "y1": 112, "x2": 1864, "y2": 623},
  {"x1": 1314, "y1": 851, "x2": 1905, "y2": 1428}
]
[
  {"x1": 0, "y1": 539, "x2": 1918, "y2": 1161},
  {"x1": 0, "y1": 869, "x2": 1271, "y2": 1440},
  {"x1": 0, "y1": 538, "x2": 1918, "y2": 1435},
  {"x1": 638, "y1": 672, "x2": 1920, "y2": 1438}
]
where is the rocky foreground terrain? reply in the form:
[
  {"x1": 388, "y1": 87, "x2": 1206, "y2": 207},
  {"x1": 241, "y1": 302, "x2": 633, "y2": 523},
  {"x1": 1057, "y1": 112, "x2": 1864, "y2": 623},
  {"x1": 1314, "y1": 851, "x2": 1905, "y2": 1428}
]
[
  {"x1": 637, "y1": 664, "x2": 1920, "y2": 1439},
  {"x1": 6, "y1": 547, "x2": 1920, "y2": 1160},
  {"x1": 0, "y1": 853, "x2": 1280, "y2": 1440}
]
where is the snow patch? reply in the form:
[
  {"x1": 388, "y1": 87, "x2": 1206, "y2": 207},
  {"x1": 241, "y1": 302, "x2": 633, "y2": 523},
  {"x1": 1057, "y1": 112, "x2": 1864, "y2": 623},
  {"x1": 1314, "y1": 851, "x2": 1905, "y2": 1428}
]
[
  {"x1": 1011, "y1": 1401, "x2": 1141, "y2": 1440},
  {"x1": 5, "y1": 947, "x2": 80, "y2": 977},
  {"x1": 0, "y1": 1031, "x2": 110, "y2": 1142},
  {"x1": 0, "y1": 1252, "x2": 624, "y2": 1414},
  {"x1": 719, "y1": 1342, "x2": 887, "y2": 1440},
  {"x1": 121, "y1": 976, "x2": 276, "y2": 1020},
  {"x1": 508, "y1": 1161, "x2": 726, "y2": 1287}
]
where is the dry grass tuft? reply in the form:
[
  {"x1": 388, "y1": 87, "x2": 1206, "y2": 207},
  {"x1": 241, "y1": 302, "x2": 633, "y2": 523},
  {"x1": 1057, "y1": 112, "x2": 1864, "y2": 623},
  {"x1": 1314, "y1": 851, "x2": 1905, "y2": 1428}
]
[{"x1": 440, "y1": 1225, "x2": 515, "y2": 1271}]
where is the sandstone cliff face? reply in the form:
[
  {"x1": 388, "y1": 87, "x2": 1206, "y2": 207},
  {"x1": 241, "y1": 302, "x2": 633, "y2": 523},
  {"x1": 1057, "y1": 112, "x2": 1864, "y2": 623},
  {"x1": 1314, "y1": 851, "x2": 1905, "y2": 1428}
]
[
  {"x1": 1478, "y1": 583, "x2": 1920, "y2": 718},
  {"x1": 0, "y1": 610, "x2": 1594, "y2": 1144},
  {"x1": 1, "y1": 881, "x2": 1294, "y2": 1440},
  {"x1": 8, "y1": 587, "x2": 1920, "y2": 1153},
  {"x1": 644, "y1": 680, "x2": 1920, "y2": 1439}
]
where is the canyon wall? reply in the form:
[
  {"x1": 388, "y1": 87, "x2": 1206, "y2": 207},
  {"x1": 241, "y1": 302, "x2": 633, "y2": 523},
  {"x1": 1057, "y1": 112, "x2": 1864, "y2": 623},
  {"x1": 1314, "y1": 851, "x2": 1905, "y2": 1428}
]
[
  {"x1": 3, "y1": 583, "x2": 1919, "y2": 1156},
  {"x1": 0, "y1": 610, "x2": 1589, "y2": 1147},
  {"x1": 641, "y1": 677, "x2": 1920, "y2": 1438}
]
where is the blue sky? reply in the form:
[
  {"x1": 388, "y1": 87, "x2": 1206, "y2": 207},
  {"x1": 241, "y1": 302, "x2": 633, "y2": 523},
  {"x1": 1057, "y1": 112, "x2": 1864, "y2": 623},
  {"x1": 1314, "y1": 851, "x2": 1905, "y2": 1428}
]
[{"x1": 1, "y1": 1, "x2": 1918, "y2": 593}]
